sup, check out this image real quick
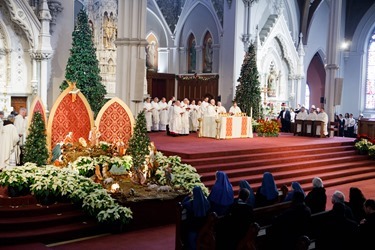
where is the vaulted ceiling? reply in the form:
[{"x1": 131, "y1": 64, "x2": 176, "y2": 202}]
[{"x1": 297, "y1": 0, "x2": 374, "y2": 45}]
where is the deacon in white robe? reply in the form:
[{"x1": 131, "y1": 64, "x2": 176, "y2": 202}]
[
  {"x1": 14, "y1": 108, "x2": 27, "y2": 145},
  {"x1": 189, "y1": 100, "x2": 199, "y2": 132},
  {"x1": 200, "y1": 97, "x2": 209, "y2": 116},
  {"x1": 316, "y1": 108, "x2": 329, "y2": 136},
  {"x1": 169, "y1": 101, "x2": 183, "y2": 136},
  {"x1": 0, "y1": 116, "x2": 20, "y2": 170},
  {"x1": 158, "y1": 97, "x2": 169, "y2": 131},
  {"x1": 205, "y1": 99, "x2": 217, "y2": 117},
  {"x1": 216, "y1": 101, "x2": 227, "y2": 115},
  {"x1": 295, "y1": 106, "x2": 308, "y2": 133},
  {"x1": 143, "y1": 97, "x2": 153, "y2": 132},
  {"x1": 180, "y1": 98, "x2": 190, "y2": 135},
  {"x1": 229, "y1": 102, "x2": 241, "y2": 115},
  {"x1": 151, "y1": 97, "x2": 160, "y2": 131}
]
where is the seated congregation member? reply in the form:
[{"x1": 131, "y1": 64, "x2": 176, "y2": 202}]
[
  {"x1": 255, "y1": 172, "x2": 279, "y2": 207},
  {"x1": 239, "y1": 180, "x2": 256, "y2": 207},
  {"x1": 345, "y1": 187, "x2": 366, "y2": 223},
  {"x1": 208, "y1": 171, "x2": 234, "y2": 216},
  {"x1": 305, "y1": 177, "x2": 327, "y2": 214},
  {"x1": 331, "y1": 190, "x2": 355, "y2": 221},
  {"x1": 316, "y1": 202, "x2": 358, "y2": 250},
  {"x1": 218, "y1": 188, "x2": 255, "y2": 250},
  {"x1": 271, "y1": 191, "x2": 312, "y2": 250},
  {"x1": 284, "y1": 181, "x2": 306, "y2": 202},
  {"x1": 181, "y1": 186, "x2": 211, "y2": 250},
  {"x1": 357, "y1": 199, "x2": 375, "y2": 250}
]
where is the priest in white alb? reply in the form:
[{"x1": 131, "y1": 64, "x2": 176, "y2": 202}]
[
  {"x1": 169, "y1": 100, "x2": 183, "y2": 136},
  {"x1": 0, "y1": 115, "x2": 20, "y2": 170},
  {"x1": 151, "y1": 97, "x2": 160, "y2": 131},
  {"x1": 229, "y1": 101, "x2": 241, "y2": 115},
  {"x1": 316, "y1": 107, "x2": 329, "y2": 137},
  {"x1": 143, "y1": 97, "x2": 153, "y2": 132},
  {"x1": 158, "y1": 97, "x2": 169, "y2": 131}
]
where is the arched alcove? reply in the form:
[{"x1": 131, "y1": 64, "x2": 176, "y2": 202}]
[
  {"x1": 306, "y1": 52, "x2": 326, "y2": 109},
  {"x1": 187, "y1": 34, "x2": 196, "y2": 73}
]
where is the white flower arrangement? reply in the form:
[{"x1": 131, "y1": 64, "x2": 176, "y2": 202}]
[
  {"x1": 69, "y1": 156, "x2": 95, "y2": 177},
  {"x1": 0, "y1": 165, "x2": 133, "y2": 225},
  {"x1": 154, "y1": 152, "x2": 208, "y2": 195},
  {"x1": 109, "y1": 156, "x2": 132, "y2": 175}
]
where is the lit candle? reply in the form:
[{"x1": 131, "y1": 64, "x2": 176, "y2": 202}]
[{"x1": 251, "y1": 107, "x2": 253, "y2": 118}]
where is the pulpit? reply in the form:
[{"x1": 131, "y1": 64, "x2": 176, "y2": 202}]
[
  {"x1": 313, "y1": 120, "x2": 324, "y2": 138},
  {"x1": 304, "y1": 120, "x2": 314, "y2": 137},
  {"x1": 358, "y1": 119, "x2": 375, "y2": 139},
  {"x1": 294, "y1": 120, "x2": 304, "y2": 136}
]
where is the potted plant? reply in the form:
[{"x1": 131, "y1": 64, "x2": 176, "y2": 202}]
[
  {"x1": 368, "y1": 145, "x2": 375, "y2": 159},
  {"x1": 0, "y1": 163, "x2": 37, "y2": 197},
  {"x1": 354, "y1": 139, "x2": 373, "y2": 155}
]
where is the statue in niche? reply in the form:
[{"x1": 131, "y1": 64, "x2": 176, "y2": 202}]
[
  {"x1": 103, "y1": 13, "x2": 116, "y2": 49},
  {"x1": 189, "y1": 39, "x2": 196, "y2": 73},
  {"x1": 146, "y1": 41, "x2": 156, "y2": 70},
  {"x1": 204, "y1": 38, "x2": 213, "y2": 73},
  {"x1": 267, "y1": 61, "x2": 280, "y2": 97}
]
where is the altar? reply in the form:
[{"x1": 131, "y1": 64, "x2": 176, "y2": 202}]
[{"x1": 200, "y1": 116, "x2": 253, "y2": 139}]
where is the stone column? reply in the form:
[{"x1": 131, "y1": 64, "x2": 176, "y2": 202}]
[
  {"x1": 116, "y1": 0, "x2": 148, "y2": 115},
  {"x1": 324, "y1": 0, "x2": 342, "y2": 122},
  {"x1": 38, "y1": 0, "x2": 53, "y2": 111}
]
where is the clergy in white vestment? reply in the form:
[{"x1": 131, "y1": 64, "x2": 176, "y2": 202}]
[
  {"x1": 167, "y1": 96, "x2": 175, "y2": 107},
  {"x1": 158, "y1": 97, "x2": 169, "y2": 131},
  {"x1": 180, "y1": 98, "x2": 190, "y2": 135},
  {"x1": 205, "y1": 99, "x2": 217, "y2": 117},
  {"x1": 143, "y1": 97, "x2": 153, "y2": 132},
  {"x1": 189, "y1": 100, "x2": 199, "y2": 132},
  {"x1": 229, "y1": 101, "x2": 241, "y2": 115},
  {"x1": 14, "y1": 108, "x2": 28, "y2": 145},
  {"x1": 216, "y1": 101, "x2": 227, "y2": 114},
  {"x1": 169, "y1": 100, "x2": 183, "y2": 136},
  {"x1": 306, "y1": 108, "x2": 317, "y2": 121},
  {"x1": 200, "y1": 97, "x2": 209, "y2": 116},
  {"x1": 295, "y1": 106, "x2": 308, "y2": 133},
  {"x1": 151, "y1": 97, "x2": 160, "y2": 131},
  {"x1": 0, "y1": 111, "x2": 4, "y2": 134},
  {"x1": 0, "y1": 115, "x2": 20, "y2": 170},
  {"x1": 316, "y1": 107, "x2": 329, "y2": 136}
]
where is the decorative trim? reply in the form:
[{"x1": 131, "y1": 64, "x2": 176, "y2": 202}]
[{"x1": 28, "y1": 96, "x2": 47, "y2": 128}]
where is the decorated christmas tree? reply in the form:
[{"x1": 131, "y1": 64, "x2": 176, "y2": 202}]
[
  {"x1": 60, "y1": 8, "x2": 107, "y2": 117},
  {"x1": 23, "y1": 112, "x2": 49, "y2": 166},
  {"x1": 235, "y1": 43, "x2": 262, "y2": 119},
  {"x1": 127, "y1": 111, "x2": 150, "y2": 184}
]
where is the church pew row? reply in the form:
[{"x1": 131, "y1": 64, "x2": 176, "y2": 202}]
[{"x1": 176, "y1": 201, "x2": 330, "y2": 250}]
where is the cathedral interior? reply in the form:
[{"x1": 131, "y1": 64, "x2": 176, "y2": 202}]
[{"x1": 0, "y1": 0, "x2": 374, "y2": 120}]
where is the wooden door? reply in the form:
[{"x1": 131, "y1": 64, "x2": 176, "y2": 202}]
[{"x1": 11, "y1": 97, "x2": 27, "y2": 114}]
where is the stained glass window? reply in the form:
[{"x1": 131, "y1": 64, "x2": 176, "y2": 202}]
[{"x1": 365, "y1": 31, "x2": 375, "y2": 109}]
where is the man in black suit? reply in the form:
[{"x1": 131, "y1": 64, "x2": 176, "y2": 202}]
[{"x1": 278, "y1": 104, "x2": 291, "y2": 132}]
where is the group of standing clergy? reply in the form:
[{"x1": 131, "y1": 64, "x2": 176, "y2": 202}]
[
  {"x1": 0, "y1": 108, "x2": 28, "y2": 170},
  {"x1": 143, "y1": 96, "x2": 242, "y2": 136}
]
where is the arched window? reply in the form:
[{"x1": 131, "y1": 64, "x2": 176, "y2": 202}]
[
  {"x1": 305, "y1": 83, "x2": 310, "y2": 109},
  {"x1": 365, "y1": 30, "x2": 375, "y2": 110},
  {"x1": 203, "y1": 32, "x2": 213, "y2": 73},
  {"x1": 187, "y1": 34, "x2": 196, "y2": 73}
]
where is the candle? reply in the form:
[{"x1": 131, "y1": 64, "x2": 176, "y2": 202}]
[{"x1": 251, "y1": 107, "x2": 253, "y2": 118}]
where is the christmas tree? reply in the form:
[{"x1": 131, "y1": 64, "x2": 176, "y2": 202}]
[
  {"x1": 235, "y1": 43, "x2": 262, "y2": 119},
  {"x1": 23, "y1": 112, "x2": 49, "y2": 166},
  {"x1": 60, "y1": 8, "x2": 107, "y2": 117},
  {"x1": 127, "y1": 111, "x2": 150, "y2": 184}
]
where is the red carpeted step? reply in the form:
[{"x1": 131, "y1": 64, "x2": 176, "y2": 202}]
[
  {"x1": 0, "y1": 209, "x2": 89, "y2": 231},
  {"x1": 182, "y1": 145, "x2": 356, "y2": 166},
  {"x1": 0, "y1": 194, "x2": 38, "y2": 207},
  {"x1": 0, "y1": 202, "x2": 79, "y2": 218},
  {"x1": 0, "y1": 218, "x2": 106, "y2": 246}
]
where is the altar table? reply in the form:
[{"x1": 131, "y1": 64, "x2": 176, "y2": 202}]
[{"x1": 201, "y1": 116, "x2": 253, "y2": 139}]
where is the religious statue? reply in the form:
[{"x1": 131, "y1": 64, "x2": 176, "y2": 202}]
[
  {"x1": 63, "y1": 132, "x2": 74, "y2": 145},
  {"x1": 89, "y1": 126, "x2": 101, "y2": 147},
  {"x1": 67, "y1": 81, "x2": 80, "y2": 102},
  {"x1": 146, "y1": 41, "x2": 156, "y2": 70},
  {"x1": 103, "y1": 13, "x2": 116, "y2": 49},
  {"x1": 189, "y1": 39, "x2": 196, "y2": 73},
  {"x1": 267, "y1": 61, "x2": 280, "y2": 97},
  {"x1": 204, "y1": 38, "x2": 213, "y2": 73}
]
